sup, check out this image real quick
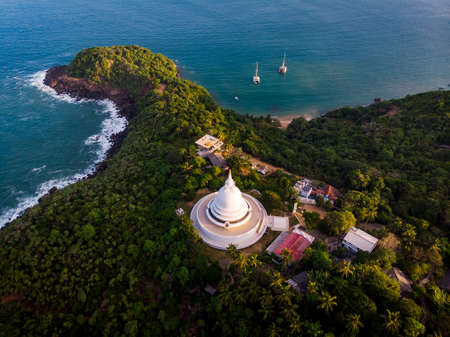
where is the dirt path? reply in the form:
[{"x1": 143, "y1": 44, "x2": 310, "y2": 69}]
[
  {"x1": 249, "y1": 156, "x2": 298, "y2": 177},
  {"x1": 299, "y1": 204, "x2": 328, "y2": 219}
]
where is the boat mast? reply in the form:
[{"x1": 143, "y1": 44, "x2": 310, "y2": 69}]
[
  {"x1": 253, "y1": 62, "x2": 261, "y2": 84},
  {"x1": 279, "y1": 52, "x2": 287, "y2": 74}
]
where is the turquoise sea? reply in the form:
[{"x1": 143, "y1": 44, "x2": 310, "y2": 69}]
[{"x1": 0, "y1": 0, "x2": 449, "y2": 225}]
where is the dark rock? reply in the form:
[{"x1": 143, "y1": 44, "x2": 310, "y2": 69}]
[
  {"x1": 38, "y1": 187, "x2": 58, "y2": 203},
  {"x1": 44, "y1": 66, "x2": 137, "y2": 174}
]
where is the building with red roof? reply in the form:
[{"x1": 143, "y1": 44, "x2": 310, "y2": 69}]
[{"x1": 267, "y1": 229, "x2": 315, "y2": 262}]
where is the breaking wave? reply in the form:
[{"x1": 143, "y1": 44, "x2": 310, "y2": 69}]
[{"x1": 0, "y1": 70, "x2": 127, "y2": 227}]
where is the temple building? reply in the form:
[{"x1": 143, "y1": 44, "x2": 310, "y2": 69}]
[{"x1": 190, "y1": 171, "x2": 268, "y2": 249}]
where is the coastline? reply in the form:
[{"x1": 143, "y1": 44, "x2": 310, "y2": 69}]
[
  {"x1": 0, "y1": 67, "x2": 134, "y2": 227},
  {"x1": 43, "y1": 66, "x2": 136, "y2": 172},
  {"x1": 274, "y1": 113, "x2": 313, "y2": 129}
]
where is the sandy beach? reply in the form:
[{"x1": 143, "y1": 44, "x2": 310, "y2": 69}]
[{"x1": 274, "y1": 114, "x2": 313, "y2": 129}]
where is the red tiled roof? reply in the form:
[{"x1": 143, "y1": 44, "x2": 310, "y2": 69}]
[
  {"x1": 274, "y1": 232, "x2": 311, "y2": 261},
  {"x1": 311, "y1": 185, "x2": 338, "y2": 201}
]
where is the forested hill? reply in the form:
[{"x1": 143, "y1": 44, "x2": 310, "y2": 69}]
[
  {"x1": 0, "y1": 46, "x2": 448, "y2": 337},
  {"x1": 231, "y1": 90, "x2": 449, "y2": 227}
]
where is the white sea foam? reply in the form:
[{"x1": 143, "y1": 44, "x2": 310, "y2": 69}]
[
  {"x1": 0, "y1": 70, "x2": 128, "y2": 227},
  {"x1": 31, "y1": 165, "x2": 47, "y2": 173}
]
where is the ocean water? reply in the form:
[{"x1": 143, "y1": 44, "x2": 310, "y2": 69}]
[{"x1": 0, "y1": 0, "x2": 449, "y2": 225}]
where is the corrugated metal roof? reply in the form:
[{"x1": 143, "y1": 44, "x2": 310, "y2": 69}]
[
  {"x1": 268, "y1": 215, "x2": 289, "y2": 231},
  {"x1": 343, "y1": 227, "x2": 378, "y2": 253},
  {"x1": 266, "y1": 232, "x2": 290, "y2": 254},
  {"x1": 207, "y1": 152, "x2": 226, "y2": 168},
  {"x1": 274, "y1": 232, "x2": 312, "y2": 261}
]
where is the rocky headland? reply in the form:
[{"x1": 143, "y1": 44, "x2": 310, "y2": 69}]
[{"x1": 44, "y1": 65, "x2": 136, "y2": 172}]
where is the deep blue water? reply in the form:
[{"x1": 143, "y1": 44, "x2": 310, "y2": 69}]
[{"x1": 0, "y1": 0, "x2": 449, "y2": 225}]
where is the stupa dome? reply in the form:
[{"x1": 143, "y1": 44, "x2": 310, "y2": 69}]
[
  {"x1": 190, "y1": 170, "x2": 268, "y2": 250},
  {"x1": 208, "y1": 171, "x2": 250, "y2": 225}
]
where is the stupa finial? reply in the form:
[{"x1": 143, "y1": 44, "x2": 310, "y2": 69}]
[{"x1": 225, "y1": 169, "x2": 234, "y2": 187}]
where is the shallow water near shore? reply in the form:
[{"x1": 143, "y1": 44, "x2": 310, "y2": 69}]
[{"x1": 0, "y1": 0, "x2": 449, "y2": 224}]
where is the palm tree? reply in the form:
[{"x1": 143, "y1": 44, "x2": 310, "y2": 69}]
[
  {"x1": 236, "y1": 254, "x2": 248, "y2": 272},
  {"x1": 307, "y1": 281, "x2": 319, "y2": 294},
  {"x1": 317, "y1": 291, "x2": 337, "y2": 314},
  {"x1": 234, "y1": 290, "x2": 246, "y2": 304},
  {"x1": 248, "y1": 254, "x2": 261, "y2": 269},
  {"x1": 346, "y1": 313, "x2": 364, "y2": 336},
  {"x1": 246, "y1": 281, "x2": 260, "y2": 302},
  {"x1": 267, "y1": 323, "x2": 280, "y2": 337},
  {"x1": 271, "y1": 272, "x2": 284, "y2": 289},
  {"x1": 339, "y1": 260, "x2": 354, "y2": 278},
  {"x1": 218, "y1": 284, "x2": 233, "y2": 306},
  {"x1": 383, "y1": 309, "x2": 401, "y2": 335},
  {"x1": 277, "y1": 289, "x2": 293, "y2": 305},
  {"x1": 282, "y1": 306, "x2": 299, "y2": 321},
  {"x1": 289, "y1": 318, "x2": 302, "y2": 336},
  {"x1": 227, "y1": 244, "x2": 239, "y2": 259},
  {"x1": 258, "y1": 297, "x2": 274, "y2": 320},
  {"x1": 281, "y1": 248, "x2": 293, "y2": 271}
]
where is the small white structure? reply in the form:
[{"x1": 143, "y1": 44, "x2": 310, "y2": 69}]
[
  {"x1": 342, "y1": 227, "x2": 378, "y2": 253},
  {"x1": 204, "y1": 284, "x2": 217, "y2": 295},
  {"x1": 256, "y1": 165, "x2": 269, "y2": 175},
  {"x1": 268, "y1": 215, "x2": 290, "y2": 231},
  {"x1": 175, "y1": 208, "x2": 185, "y2": 216},
  {"x1": 195, "y1": 134, "x2": 223, "y2": 152},
  {"x1": 294, "y1": 178, "x2": 312, "y2": 191},
  {"x1": 298, "y1": 197, "x2": 316, "y2": 205},
  {"x1": 294, "y1": 178, "x2": 313, "y2": 198},
  {"x1": 190, "y1": 170, "x2": 268, "y2": 249}
]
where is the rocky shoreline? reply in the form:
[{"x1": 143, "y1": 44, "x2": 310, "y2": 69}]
[
  {"x1": 44, "y1": 66, "x2": 136, "y2": 173},
  {"x1": 33, "y1": 66, "x2": 137, "y2": 204}
]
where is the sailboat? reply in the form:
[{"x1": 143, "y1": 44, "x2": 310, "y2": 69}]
[
  {"x1": 253, "y1": 62, "x2": 260, "y2": 84},
  {"x1": 279, "y1": 52, "x2": 287, "y2": 74}
]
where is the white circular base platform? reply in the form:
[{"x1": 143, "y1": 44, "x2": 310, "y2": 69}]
[{"x1": 190, "y1": 192, "x2": 268, "y2": 250}]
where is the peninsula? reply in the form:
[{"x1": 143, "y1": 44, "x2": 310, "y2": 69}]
[{"x1": 0, "y1": 46, "x2": 448, "y2": 337}]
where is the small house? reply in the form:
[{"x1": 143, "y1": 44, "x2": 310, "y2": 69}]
[
  {"x1": 342, "y1": 227, "x2": 378, "y2": 253},
  {"x1": 300, "y1": 185, "x2": 312, "y2": 198},
  {"x1": 287, "y1": 271, "x2": 309, "y2": 293},
  {"x1": 266, "y1": 228, "x2": 315, "y2": 262},
  {"x1": 195, "y1": 134, "x2": 223, "y2": 152},
  {"x1": 386, "y1": 267, "x2": 412, "y2": 294}
]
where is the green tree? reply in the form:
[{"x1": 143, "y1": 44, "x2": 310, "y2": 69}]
[
  {"x1": 345, "y1": 313, "x2": 364, "y2": 336},
  {"x1": 403, "y1": 317, "x2": 425, "y2": 337},
  {"x1": 338, "y1": 260, "x2": 354, "y2": 278},
  {"x1": 383, "y1": 309, "x2": 401, "y2": 335},
  {"x1": 317, "y1": 291, "x2": 337, "y2": 314},
  {"x1": 348, "y1": 169, "x2": 371, "y2": 190},
  {"x1": 324, "y1": 210, "x2": 356, "y2": 235}
]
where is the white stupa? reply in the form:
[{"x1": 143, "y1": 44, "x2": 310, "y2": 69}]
[{"x1": 190, "y1": 170, "x2": 268, "y2": 249}]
